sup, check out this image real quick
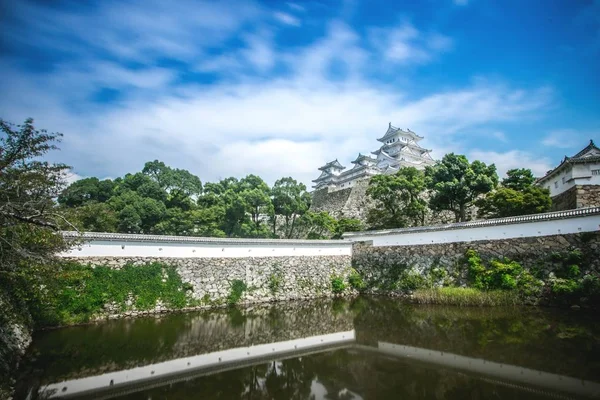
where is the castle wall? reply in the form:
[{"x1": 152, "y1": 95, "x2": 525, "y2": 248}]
[{"x1": 552, "y1": 185, "x2": 600, "y2": 211}]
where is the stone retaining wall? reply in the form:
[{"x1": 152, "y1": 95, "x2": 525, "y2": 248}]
[
  {"x1": 552, "y1": 185, "x2": 600, "y2": 211},
  {"x1": 352, "y1": 232, "x2": 600, "y2": 288},
  {"x1": 65, "y1": 255, "x2": 353, "y2": 319}
]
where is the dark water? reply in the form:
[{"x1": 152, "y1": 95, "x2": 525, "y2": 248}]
[{"x1": 15, "y1": 297, "x2": 600, "y2": 399}]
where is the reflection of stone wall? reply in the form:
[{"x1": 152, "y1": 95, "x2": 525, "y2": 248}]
[
  {"x1": 352, "y1": 232, "x2": 600, "y2": 287},
  {"x1": 65, "y1": 255, "x2": 353, "y2": 319},
  {"x1": 552, "y1": 185, "x2": 600, "y2": 211},
  {"x1": 26, "y1": 299, "x2": 355, "y2": 384}
]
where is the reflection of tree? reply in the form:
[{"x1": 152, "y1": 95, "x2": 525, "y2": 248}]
[{"x1": 265, "y1": 358, "x2": 316, "y2": 400}]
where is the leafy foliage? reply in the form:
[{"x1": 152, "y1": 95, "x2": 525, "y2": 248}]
[
  {"x1": 5, "y1": 260, "x2": 194, "y2": 327},
  {"x1": 347, "y1": 269, "x2": 366, "y2": 291},
  {"x1": 227, "y1": 279, "x2": 247, "y2": 305},
  {"x1": 425, "y1": 153, "x2": 498, "y2": 222},
  {"x1": 0, "y1": 118, "x2": 72, "y2": 275},
  {"x1": 465, "y1": 249, "x2": 540, "y2": 294},
  {"x1": 330, "y1": 275, "x2": 347, "y2": 294},
  {"x1": 476, "y1": 168, "x2": 551, "y2": 218},
  {"x1": 366, "y1": 167, "x2": 427, "y2": 229},
  {"x1": 332, "y1": 218, "x2": 363, "y2": 239}
]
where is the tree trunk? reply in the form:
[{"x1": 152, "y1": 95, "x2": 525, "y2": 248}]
[{"x1": 459, "y1": 203, "x2": 466, "y2": 222}]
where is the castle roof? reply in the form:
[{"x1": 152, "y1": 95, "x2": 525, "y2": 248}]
[
  {"x1": 318, "y1": 159, "x2": 345, "y2": 171},
  {"x1": 350, "y1": 153, "x2": 377, "y2": 164},
  {"x1": 377, "y1": 123, "x2": 423, "y2": 143},
  {"x1": 537, "y1": 140, "x2": 600, "y2": 183}
]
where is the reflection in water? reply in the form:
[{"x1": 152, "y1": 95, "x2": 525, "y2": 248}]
[{"x1": 16, "y1": 297, "x2": 600, "y2": 399}]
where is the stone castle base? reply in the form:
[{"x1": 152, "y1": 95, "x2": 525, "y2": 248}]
[
  {"x1": 551, "y1": 185, "x2": 600, "y2": 211},
  {"x1": 310, "y1": 178, "x2": 460, "y2": 227}
]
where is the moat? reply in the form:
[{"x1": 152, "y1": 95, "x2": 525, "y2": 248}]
[{"x1": 15, "y1": 297, "x2": 600, "y2": 400}]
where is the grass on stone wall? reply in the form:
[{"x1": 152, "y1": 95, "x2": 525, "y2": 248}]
[
  {"x1": 36, "y1": 261, "x2": 194, "y2": 326},
  {"x1": 226, "y1": 279, "x2": 247, "y2": 305},
  {"x1": 412, "y1": 287, "x2": 518, "y2": 307}
]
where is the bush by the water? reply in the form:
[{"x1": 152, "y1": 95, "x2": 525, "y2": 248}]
[
  {"x1": 412, "y1": 287, "x2": 518, "y2": 306},
  {"x1": 25, "y1": 261, "x2": 195, "y2": 326}
]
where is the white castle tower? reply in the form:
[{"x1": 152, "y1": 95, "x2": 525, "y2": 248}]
[{"x1": 313, "y1": 123, "x2": 435, "y2": 191}]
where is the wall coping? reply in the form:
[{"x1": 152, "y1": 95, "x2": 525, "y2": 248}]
[
  {"x1": 61, "y1": 231, "x2": 351, "y2": 246},
  {"x1": 343, "y1": 207, "x2": 600, "y2": 239}
]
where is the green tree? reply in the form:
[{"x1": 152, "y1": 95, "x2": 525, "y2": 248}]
[
  {"x1": 476, "y1": 168, "x2": 551, "y2": 218},
  {"x1": 297, "y1": 211, "x2": 337, "y2": 239},
  {"x1": 142, "y1": 159, "x2": 202, "y2": 197},
  {"x1": 271, "y1": 177, "x2": 311, "y2": 238},
  {"x1": 57, "y1": 177, "x2": 115, "y2": 207},
  {"x1": 0, "y1": 118, "x2": 72, "y2": 270},
  {"x1": 502, "y1": 168, "x2": 536, "y2": 191},
  {"x1": 426, "y1": 153, "x2": 498, "y2": 222},
  {"x1": 332, "y1": 217, "x2": 363, "y2": 239},
  {"x1": 239, "y1": 175, "x2": 273, "y2": 236},
  {"x1": 366, "y1": 167, "x2": 427, "y2": 229},
  {"x1": 62, "y1": 202, "x2": 118, "y2": 232}
]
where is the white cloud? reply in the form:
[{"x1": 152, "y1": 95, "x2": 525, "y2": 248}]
[
  {"x1": 469, "y1": 150, "x2": 553, "y2": 178},
  {"x1": 370, "y1": 22, "x2": 453, "y2": 64},
  {"x1": 454, "y1": 0, "x2": 469, "y2": 6},
  {"x1": 542, "y1": 129, "x2": 583, "y2": 148},
  {"x1": 287, "y1": 2, "x2": 305, "y2": 12},
  {"x1": 274, "y1": 11, "x2": 301, "y2": 26},
  {"x1": 0, "y1": 5, "x2": 554, "y2": 188}
]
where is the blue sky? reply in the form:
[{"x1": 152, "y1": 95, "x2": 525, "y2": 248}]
[{"x1": 1, "y1": 0, "x2": 599, "y2": 187}]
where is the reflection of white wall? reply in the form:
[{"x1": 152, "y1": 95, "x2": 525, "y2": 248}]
[
  {"x1": 344, "y1": 208, "x2": 600, "y2": 246},
  {"x1": 43, "y1": 330, "x2": 356, "y2": 399},
  {"x1": 374, "y1": 342, "x2": 600, "y2": 399},
  {"x1": 59, "y1": 233, "x2": 352, "y2": 258}
]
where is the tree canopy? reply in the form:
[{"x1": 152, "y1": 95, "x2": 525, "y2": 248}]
[
  {"x1": 476, "y1": 168, "x2": 551, "y2": 218},
  {"x1": 425, "y1": 153, "x2": 498, "y2": 222},
  {"x1": 366, "y1": 167, "x2": 427, "y2": 229},
  {"x1": 0, "y1": 118, "x2": 71, "y2": 272}
]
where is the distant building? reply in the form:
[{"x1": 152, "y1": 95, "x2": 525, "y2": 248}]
[
  {"x1": 312, "y1": 123, "x2": 436, "y2": 191},
  {"x1": 536, "y1": 140, "x2": 600, "y2": 210}
]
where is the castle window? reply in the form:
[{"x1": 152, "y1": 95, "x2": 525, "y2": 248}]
[
  {"x1": 592, "y1": 169, "x2": 600, "y2": 176},
  {"x1": 554, "y1": 181, "x2": 558, "y2": 188},
  {"x1": 562, "y1": 177, "x2": 565, "y2": 184}
]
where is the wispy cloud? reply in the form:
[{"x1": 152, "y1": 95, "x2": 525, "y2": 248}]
[
  {"x1": 469, "y1": 150, "x2": 553, "y2": 178},
  {"x1": 542, "y1": 130, "x2": 581, "y2": 148},
  {"x1": 454, "y1": 0, "x2": 469, "y2": 6},
  {"x1": 274, "y1": 11, "x2": 301, "y2": 26},
  {"x1": 370, "y1": 22, "x2": 453, "y2": 64}
]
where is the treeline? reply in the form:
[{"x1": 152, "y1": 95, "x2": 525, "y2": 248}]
[
  {"x1": 58, "y1": 161, "x2": 362, "y2": 239},
  {"x1": 366, "y1": 153, "x2": 552, "y2": 229}
]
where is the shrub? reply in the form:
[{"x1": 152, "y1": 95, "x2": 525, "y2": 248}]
[
  {"x1": 331, "y1": 276, "x2": 347, "y2": 294},
  {"x1": 412, "y1": 287, "x2": 518, "y2": 307},
  {"x1": 268, "y1": 273, "x2": 283, "y2": 295},
  {"x1": 396, "y1": 270, "x2": 426, "y2": 292},
  {"x1": 227, "y1": 279, "x2": 247, "y2": 305},
  {"x1": 347, "y1": 269, "x2": 366, "y2": 291}
]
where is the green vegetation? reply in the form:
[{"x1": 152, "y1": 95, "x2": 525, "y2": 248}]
[
  {"x1": 268, "y1": 265, "x2": 284, "y2": 295},
  {"x1": 425, "y1": 153, "x2": 498, "y2": 222},
  {"x1": 330, "y1": 275, "x2": 347, "y2": 294},
  {"x1": 412, "y1": 287, "x2": 518, "y2": 306},
  {"x1": 347, "y1": 269, "x2": 366, "y2": 291},
  {"x1": 395, "y1": 270, "x2": 426, "y2": 292},
  {"x1": 366, "y1": 167, "x2": 427, "y2": 229},
  {"x1": 5, "y1": 261, "x2": 195, "y2": 327},
  {"x1": 465, "y1": 249, "x2": 542, "y2": 297},
  {"x1": 476, "y1": 168, "x2": 551, "y2": 218},
  {"x1": 226, "y1": 279, "x2": 247, "y2": 305}
]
